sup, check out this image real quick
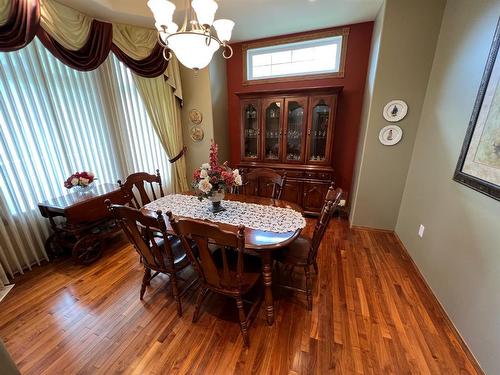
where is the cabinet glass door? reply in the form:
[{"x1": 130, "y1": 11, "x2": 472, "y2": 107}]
[
  {"x1": 284, "y1": 97, "x2": 307, "y2": 163},
  {"x1": 307, "y1": 96, "x2": 335, "y2": 163},
  {"x1": 242, "y1": 101, "x2": 260, "y2": 160},
  {"x1": 262, "y1": 99, "x2": 283, "y2": 161}
]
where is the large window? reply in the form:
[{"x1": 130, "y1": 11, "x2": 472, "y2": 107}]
[
  {"x1": 0, "y1": 39, "x2": 171, "y2": 215},
  {"x1": 244, "y1": 29, "x2": 348, "y2": 83},
  {"x1": 0, "y1": 38, "x2": 176, "y2": 284}
]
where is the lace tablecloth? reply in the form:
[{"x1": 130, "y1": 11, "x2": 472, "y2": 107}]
[{"x1": 144, "y1": 194, "x2": 306, "y2": 233}]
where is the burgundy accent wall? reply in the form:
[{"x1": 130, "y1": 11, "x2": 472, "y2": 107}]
[{"x1": 226, "y1": 22, "x2": 374, "y2": 197}]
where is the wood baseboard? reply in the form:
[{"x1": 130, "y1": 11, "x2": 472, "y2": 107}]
[
  {"x1": 392, "y1": 232, "x2": 485, "y2": 375},
  {"x1": 350, "y1": 224, "x2": 394, "y2": 234}
]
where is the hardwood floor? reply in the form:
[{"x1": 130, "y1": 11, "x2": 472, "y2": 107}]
[{"x1": 0, "y1": 219, "x2": 481, "y2": 374}]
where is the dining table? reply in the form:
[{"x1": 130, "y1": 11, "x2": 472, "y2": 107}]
[{"x1": 141, "y1": 192, "x2": 305, "y2": 326}]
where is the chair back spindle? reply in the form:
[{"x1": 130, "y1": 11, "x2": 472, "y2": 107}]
[
  {"x1": 309, "y1": 185, "x2": 342, "y2": 264},
  {"x1": 241, "y1": 168, "x2": 286, "y2": 200},
  {"x1": 118, "y1": 169, "x2": 164, "y2": 209},
  {"x1": 167, "y1": 213, "x2": 246, "y2": 290},
  {"x1": 106, "y1": 201, "x2": 169, "y2": 271}
]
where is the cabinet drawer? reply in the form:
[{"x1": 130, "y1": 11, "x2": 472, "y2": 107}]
[
  {"x1": 304, "y1": 171, "x2": 317, "y2": 179},
  {"x1": 281, "y1": 180, "x2": 303, "y2": 206},
  {"x1": 285, "y1": 170, "x2": 303, "y2": 178},
  {"x1": 318, "y1": 172, "x2": 332, "y2": 180}
]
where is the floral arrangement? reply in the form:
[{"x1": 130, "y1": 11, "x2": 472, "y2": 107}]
[
  {"x1": 64, "y1": 171, "x2": 97, "y2": 189},
  {"x1": 192, "y1": 141, "x2": 242, "y2": 200}
]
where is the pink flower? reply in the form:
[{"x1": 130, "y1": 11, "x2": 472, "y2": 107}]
[
  {"x1": 209, "y1": 140, "x2": 218, "y2": 169},
  {"x1": 221, "y1": 171, "x2": 234, "y2": 185},
  {"x1": 64, "y1": 171, "x2": 96, "y2": 189},
  {"x1": 193, "y1": 168, "x2": 201, "y2": 180}
]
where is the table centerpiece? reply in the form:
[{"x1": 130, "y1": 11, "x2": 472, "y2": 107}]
[{"x1": 192, "y1": 141, "x2": 242, "y2": 213}]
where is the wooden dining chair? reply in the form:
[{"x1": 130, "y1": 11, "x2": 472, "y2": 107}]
[
  {"x1": 118, "y1": 169, "x2": 164, "y2": 209},
  {"x1": 106, "y1": 201, "x2": 197, "y2": 316},
  {"x1": 275, "y1": 184, "x2": 342, "y2": 310},
  {"x1": 167, "y1": 212, "x2": 262, "y2": 347},
  {"x1": 240, "y1": 168, "x2": 286, "y2": 199}
]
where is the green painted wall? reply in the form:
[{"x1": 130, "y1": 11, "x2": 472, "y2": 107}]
[
  {"x1": 350, "y1": 0, "x2": 446, "y2": 229},
  {"x1": 396, "y1": 0, "x2": 500, "y2": 373}
]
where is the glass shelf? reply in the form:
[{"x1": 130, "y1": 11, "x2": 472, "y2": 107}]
[
  {"x1": 243, "y1": 103, "x2": 259, "y2": 160},
  {"x1": 308, "y1": 99, "x2": 330, "y2": 162},
  {"x1": 285, "y1": 99, "x2": 306, "y2": 162},
  {"x1": 263, "y1": 100, "x2": 282, "y2": 161}
]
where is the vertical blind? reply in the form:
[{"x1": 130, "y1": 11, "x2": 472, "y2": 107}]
[{"x1": 0, "y1": 39, "x2": 173, "y2": 286}]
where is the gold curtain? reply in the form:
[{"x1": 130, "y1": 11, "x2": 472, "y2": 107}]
[
  {"x1": 0, "y1": 0, "x2": 10, "y2": 25},
  {"x1": 40, "y1": 0, "x2": 92, "y2": 50},
  {"x1": 113, "y1": 23, "x2": 183, "y2": 101},
  {"x1": 112, "y1": 23, "x2": 157, "y2": 60},
  {"x1": 37, "y1": 0, "x2": 186, "y2": 190},
  {"x1": 165, "y1": 55, "x2": 183, "y2": 101},
  {"x1": 133, "y1": 73, "x2": 189, "y2": 192},
  {"x1": 38, "y1": 0, "x2": 183, "y2": 101}
]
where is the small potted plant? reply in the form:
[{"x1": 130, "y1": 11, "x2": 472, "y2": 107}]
[
  {"x1": 64, "y1": 171, "x2": 97, "y2": 193},
  {"x1": 192, "y1": 141, "x2": 242, "y2": 212}
]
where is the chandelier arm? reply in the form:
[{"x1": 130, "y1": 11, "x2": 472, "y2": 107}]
[
  {"x1": 205, "y1": 33, "x2": 212, "y2": 47},
  {"x1": 222, "y1": 44, "x2": 233, "y2": 59},
  {"x1": 162, "y1": 47, "x2": 172, "y2": 61},
  {"x1": 157, "y1": 32, "x2": 167, "y2": 48},
  {"x1": 180, "y1": 0, "x2": 189, "y2": 32}
]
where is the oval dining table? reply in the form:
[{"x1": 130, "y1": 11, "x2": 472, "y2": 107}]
[{"x1": 142, "y1": 192, "x2": 304, "y2": 326}]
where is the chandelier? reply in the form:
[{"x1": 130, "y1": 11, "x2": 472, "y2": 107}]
[{"x1": 147, "y1": 0, "x2": 235, "y2": 70}]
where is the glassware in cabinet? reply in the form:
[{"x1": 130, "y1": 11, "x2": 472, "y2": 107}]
[
  {"x1": 284, "y1": 97, "x2": 308, "y2": 163},
  {"x1": 241, "y1": 100, "x2": 261, "y2": 160},
  {"x1": 306, "y1": 95, "x2": 336, "y2": 164},
  {"x1": 262, "y1": 98, "x2": 283, "y2": 161}
]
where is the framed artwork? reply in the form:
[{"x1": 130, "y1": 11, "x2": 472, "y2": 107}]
[{"x1": 454, "y1": 18, "x2": 500, "y2": 201}]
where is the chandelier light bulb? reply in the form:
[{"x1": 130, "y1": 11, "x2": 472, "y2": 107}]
[
  {"x1": 147, "y1": 0, "x2": 176, "y2": 29},
  {"x1": 213, "y1": 19, "x2": 235, "y2": 42},
  {"x1": 191, "y1": 0, "x2": 218, "y2": 28}
]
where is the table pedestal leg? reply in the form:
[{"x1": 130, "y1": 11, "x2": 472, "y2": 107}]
[{"x1": 262, "y1": 252, "x2": 274, "y2": 325}]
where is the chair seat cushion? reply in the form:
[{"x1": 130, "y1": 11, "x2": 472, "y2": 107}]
[
  {"x1": 157, "y1": 235, "x2": 197, "y2": 271},
  {"x1": 211, "y1": 248, "x2": 262, "y2": 292},
  {"x1": 274, "y1": 236, "x2": 312, "y2": 266}
]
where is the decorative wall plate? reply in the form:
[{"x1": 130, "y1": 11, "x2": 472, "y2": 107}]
[
  {"x1": 379, "y1": 125, "x2": 403, "y2": 146},
  {"x1": 383, "y1": 100, "x2": 408, "y2": 122},
  {"x1": 189, "y1": 109, "x2": 203, "y2": 125},
  {"x1": 190, "y1": 126, "x2": 204, "y2": 142}
]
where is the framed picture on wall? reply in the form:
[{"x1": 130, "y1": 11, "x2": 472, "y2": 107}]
[{"x1": 454, "y1": 18, "x2": 500, "y2": 201}]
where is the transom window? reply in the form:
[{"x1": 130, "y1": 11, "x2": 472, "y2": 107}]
[{"x1": 244, "y1": 30, "x2": 347, "y2": 83}]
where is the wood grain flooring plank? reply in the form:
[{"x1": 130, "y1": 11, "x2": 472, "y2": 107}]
[{"x1": 0, "y1": 219, "x2": 483, "y2": 374}]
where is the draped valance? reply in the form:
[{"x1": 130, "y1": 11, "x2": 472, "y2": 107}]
[
  {"x1": 0, "y1": 0, "x2": 39, "y2": 51},
  {"x1": 0, "y1": 0, "x2": 181, "y2": 98}
]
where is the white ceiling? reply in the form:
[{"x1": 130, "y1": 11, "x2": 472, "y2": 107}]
[{"x1": 58, "y1": 0, "x2": 383, "y2": 42}]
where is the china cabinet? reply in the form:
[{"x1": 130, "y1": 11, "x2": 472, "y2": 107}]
[{"x1": 235, "y1": 88, "x2": 341, "y2": 215}]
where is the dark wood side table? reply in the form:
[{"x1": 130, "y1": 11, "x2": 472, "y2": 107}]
[{"x1": 38, "y1": 183, "x2": 128, "y2": 265}]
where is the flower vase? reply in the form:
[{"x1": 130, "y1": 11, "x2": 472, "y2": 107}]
[
  {"x1": 74, "y1": 182, "x2": 96, "y2": 194},
  {"x1": 208, "y1": 190, "x2": 226, "y2": 213}
]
